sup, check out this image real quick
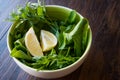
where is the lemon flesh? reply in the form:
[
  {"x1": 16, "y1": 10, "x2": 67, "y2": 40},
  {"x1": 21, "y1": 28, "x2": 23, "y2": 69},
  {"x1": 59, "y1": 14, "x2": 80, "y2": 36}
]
[
  {"x1": 40, "y1": 30, "x2": 57, "y2": 52},
  {"x1": 25, "y1": 27, "x2": 43, "y2": 57}
]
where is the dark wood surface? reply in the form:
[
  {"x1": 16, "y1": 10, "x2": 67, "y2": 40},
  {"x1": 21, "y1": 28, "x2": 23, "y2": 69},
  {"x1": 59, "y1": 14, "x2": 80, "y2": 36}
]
[{"x1": 0, "y1": 0, "x2": 120, "y2": 80}]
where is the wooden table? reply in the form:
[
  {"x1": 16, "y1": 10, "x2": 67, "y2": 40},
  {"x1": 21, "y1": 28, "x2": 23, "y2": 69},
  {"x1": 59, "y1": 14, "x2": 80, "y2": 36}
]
[{"x1": 0, "y1": 0, "x2": 120, "y2": 80}]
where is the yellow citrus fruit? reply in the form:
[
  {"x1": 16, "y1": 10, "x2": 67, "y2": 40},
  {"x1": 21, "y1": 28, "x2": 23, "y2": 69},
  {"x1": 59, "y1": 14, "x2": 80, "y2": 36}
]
[
  {"x1": 40, "y1": 30, "x2": 57, "y2": 52},
  {"x1": 25, "y1": 27, "x2": 43, "y2": 57}
]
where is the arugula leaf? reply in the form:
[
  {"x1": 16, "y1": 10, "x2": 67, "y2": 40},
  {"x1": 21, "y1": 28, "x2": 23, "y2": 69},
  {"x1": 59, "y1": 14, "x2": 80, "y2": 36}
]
[
  {"x1": 11, "y1": 49, "x2": 32, "y2": 60},
  {"x1": 11, "y1": 38, "x2": 32, "y2": 60},
  {"x1": 65, "y1": 10, "x2": 76, "y2": 24},
  {"x1": 59, "y1": 18, "x2": 89, "y2": 56},
  {"x1": 29, "y1": 49, "x2": 79, "y2": 70},
  {"x1": 72, "y1": 18, "x2": 89, "y2": 56},
  {"x1": 11, "y1": 42, "x2": 32, "y2": 61},
  {"x1": 37, "y1": 6, "x2": 44, "y2": 16},
  {"x1": 58, "y1": 11, "x2": 77, "y2": 49},
  {"x1": 82, "y1": 21, "x2": 89, "y2": 52}
]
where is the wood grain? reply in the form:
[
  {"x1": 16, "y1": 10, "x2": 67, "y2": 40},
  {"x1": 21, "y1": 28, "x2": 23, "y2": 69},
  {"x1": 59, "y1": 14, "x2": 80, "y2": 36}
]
[{"x1": 0, "y1": 0, "x2": 120, "y2": 80}]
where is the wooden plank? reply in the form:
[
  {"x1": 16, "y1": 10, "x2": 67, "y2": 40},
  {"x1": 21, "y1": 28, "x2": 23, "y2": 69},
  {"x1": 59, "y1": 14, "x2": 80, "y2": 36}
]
[{"x1": 0, "y1": 0, "x2": 29, "y2": 39}]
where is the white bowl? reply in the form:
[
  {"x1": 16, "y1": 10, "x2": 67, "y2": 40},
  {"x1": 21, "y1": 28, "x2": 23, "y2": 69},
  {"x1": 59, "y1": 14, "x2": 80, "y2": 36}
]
[{"x1": 7, "y1": 5, "x2": 92, "y2": 79}]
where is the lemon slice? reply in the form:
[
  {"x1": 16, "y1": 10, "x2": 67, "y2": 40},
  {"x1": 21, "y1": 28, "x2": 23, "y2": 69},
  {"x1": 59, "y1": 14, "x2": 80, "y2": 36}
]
[
  {"x1": 40, "y1": 30, "x2": 57, "y2": 52},
  {"x1": 25, "y1": 27, "x2": 43, "y2": 57}
]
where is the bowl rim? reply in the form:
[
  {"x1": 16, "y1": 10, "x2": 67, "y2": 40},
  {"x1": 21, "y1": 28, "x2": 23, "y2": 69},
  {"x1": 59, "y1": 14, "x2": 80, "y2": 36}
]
[{"x1": 7, "y1": 5, "x2": 92, "y2": 73}]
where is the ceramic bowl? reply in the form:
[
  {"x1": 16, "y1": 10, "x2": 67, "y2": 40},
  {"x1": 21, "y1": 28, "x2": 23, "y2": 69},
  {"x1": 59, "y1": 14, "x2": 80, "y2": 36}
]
[{"x1": 7, "y1": 5, "x2": 92, "y2": 79}]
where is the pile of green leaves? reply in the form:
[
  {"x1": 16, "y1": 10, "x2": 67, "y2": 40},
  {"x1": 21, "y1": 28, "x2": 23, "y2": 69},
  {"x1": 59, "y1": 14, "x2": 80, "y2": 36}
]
[{"x1": 9, "y1": 2, "x2": 90, "y2": 70}]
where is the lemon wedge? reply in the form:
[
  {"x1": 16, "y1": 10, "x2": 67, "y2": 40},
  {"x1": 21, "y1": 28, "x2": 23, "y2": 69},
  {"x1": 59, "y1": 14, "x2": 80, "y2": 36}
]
[
  {"x1": 40, "y1": 30, "x2": 57, "y2": 52},
  {"x1": 25, "y1": 27, "x2": 43, "y2": 57}
]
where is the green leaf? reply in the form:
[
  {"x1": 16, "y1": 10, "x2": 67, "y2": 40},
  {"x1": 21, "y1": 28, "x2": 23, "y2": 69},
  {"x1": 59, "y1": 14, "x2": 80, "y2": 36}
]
[
  {"x1": 65, "y1": 10, "x2": 76, "y2": 24},
  {"x1": 73, "y1": 18, "x2": 88, "y2": 56},
  {"x1": 37, "y1": 6, "x2": 44, "y2": 16},
  {"x1": 59, "y1": 18, "x2": 89, "y2": 56},
  {"x1": 49, "y1": 49, "x2": 56, "y2": 55},
  {"x1": 82, "y1": 22, "x2": 89, "y2": 51},
  {"x1": 30, "y1": 50, "x2": 79, "y2": 70},
  {"x1": 11, "y1": 49, "x2": 32, "y2": 60},
  {"x1": 58, "y1": 33, "x2": 67, "y2": 49},
  {"x1": 13, "y1": 38, "x2": 32, "y2": 58},
  {"x1": 66, "y1": 47, "x2": 71, "y2": 56}
]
